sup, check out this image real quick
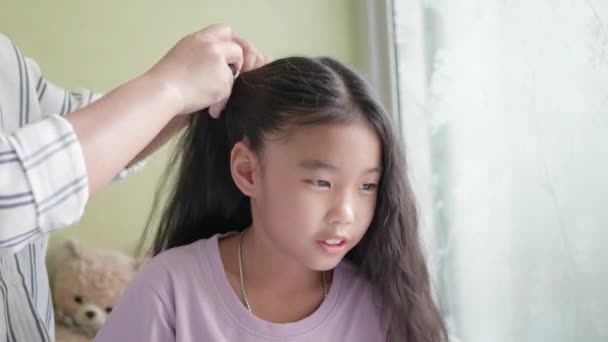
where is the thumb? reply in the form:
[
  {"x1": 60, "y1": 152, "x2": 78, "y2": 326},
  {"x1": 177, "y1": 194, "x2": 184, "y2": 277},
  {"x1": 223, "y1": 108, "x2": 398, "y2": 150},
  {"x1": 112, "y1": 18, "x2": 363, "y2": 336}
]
[{"x1": 208, "y1": 98, "x2": 228, "y2": 118}]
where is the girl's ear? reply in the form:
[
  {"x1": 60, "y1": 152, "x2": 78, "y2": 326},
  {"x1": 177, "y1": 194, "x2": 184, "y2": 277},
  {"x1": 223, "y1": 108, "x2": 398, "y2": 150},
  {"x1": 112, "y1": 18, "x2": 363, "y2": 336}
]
[{"x1": 230, "y1": 141, "x2": 260, "y2": 197}]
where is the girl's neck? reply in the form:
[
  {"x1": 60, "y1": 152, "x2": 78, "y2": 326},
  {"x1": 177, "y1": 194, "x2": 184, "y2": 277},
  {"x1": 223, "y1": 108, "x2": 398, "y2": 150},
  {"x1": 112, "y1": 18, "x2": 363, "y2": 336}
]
[
  {"x1": 218, "y1": 226, "x2": 331, "y2": 323},
  {"x1": 241, "y1": 226, "x2": 323, "y2": 292}
]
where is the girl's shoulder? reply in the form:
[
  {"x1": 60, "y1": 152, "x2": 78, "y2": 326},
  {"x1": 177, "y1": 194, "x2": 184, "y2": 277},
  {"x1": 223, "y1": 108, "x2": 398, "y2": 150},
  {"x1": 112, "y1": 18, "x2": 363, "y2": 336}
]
[
  {"x1": 142, "y1": 239, "x2": 207, "y2": 270},
  {"x1": 135, "y1": 236, "x2": 220, "y2": 292}
]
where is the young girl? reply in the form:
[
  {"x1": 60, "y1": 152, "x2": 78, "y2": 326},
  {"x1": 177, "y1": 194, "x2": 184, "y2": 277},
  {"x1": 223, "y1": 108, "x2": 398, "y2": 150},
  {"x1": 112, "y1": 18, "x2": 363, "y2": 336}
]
[{"x1": 94, "y1": 57, "x2": 447, "y2": 342}]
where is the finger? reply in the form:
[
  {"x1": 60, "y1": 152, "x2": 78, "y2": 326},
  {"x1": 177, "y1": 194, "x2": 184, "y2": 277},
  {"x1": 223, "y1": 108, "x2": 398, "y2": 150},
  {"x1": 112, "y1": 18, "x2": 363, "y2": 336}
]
[
  {"x1": 196, "y1": 23, "x2": 232, "y2": 41},
  {"x1": 209, "y1": 98, "x2": 228, "y2": 118},
  {"x1": 221, "y1": 41, "x2": 244, "y2": 73},
  {"x1": 232, "y1": 35, "x2": 251, "y2": 51},
  {"x1": 233, "y1": 36, "x2": 256, "y2": 71},
  {"x1": 254, "y1": 53, "x2": 267, "y2": 69},
  {"x1": 242, "y1": 51, "x2": 257, "y2": 72},
  {"x1": 240, "y1": 44, "x2": 257, "y2": 72},
  {"x1": 208, "y1": 103, "x2": 220, "y2": 118}
]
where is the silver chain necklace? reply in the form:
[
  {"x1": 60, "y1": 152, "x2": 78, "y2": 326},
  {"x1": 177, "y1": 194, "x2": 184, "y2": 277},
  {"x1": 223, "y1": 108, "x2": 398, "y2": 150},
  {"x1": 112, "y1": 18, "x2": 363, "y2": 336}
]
[{"x1": 238, "y1": 229, "x2": 328, "y2": 312}]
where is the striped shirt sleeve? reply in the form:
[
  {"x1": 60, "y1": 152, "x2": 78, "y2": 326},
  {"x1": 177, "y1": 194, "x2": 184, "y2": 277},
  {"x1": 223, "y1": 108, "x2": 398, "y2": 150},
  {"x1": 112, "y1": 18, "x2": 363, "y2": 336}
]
[
  {"x1": 29, "y1": 50, "x2": 146, "y2": 182},
  {"x1": 0, "y1": 116, "x2": 88, "y2": 256},
  {"x1": 0, "y1": 35, "x2": 142, "y2": 256}
]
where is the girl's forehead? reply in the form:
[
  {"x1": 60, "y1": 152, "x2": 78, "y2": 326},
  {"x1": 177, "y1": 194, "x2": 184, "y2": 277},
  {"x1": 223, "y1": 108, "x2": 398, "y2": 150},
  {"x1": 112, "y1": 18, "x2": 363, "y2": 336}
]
[
  {"x1": 271, "y1": 121, "x2": 377, "y2": 144},
  {"x1": 263, "y1": 122, "x2": 382, "y2": 167}
]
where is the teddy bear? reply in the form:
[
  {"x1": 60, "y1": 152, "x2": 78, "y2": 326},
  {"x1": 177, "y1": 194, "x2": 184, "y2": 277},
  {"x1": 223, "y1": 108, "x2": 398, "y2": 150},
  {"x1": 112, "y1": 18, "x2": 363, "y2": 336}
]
[{"x1": 51, "y1": 239, "x2": 137, "y2": 342}]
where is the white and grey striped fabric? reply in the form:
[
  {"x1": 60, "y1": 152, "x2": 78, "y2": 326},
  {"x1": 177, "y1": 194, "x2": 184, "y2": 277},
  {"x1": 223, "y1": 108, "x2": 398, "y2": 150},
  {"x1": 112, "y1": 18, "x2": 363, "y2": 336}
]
[{"x1": 0, "y1": 34, "x2": 139, "y2": 341}]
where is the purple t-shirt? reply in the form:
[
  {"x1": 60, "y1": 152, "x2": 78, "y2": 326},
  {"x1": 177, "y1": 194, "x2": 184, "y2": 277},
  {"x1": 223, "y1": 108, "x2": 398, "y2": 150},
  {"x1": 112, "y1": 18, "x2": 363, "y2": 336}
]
[{"x1": 94, "y1": 233, "x2": 387, "y2": 341}]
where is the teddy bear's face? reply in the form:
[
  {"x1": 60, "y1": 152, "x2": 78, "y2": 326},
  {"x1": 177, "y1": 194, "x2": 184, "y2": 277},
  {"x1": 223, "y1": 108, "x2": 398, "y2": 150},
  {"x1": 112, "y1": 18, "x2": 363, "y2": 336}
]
[{"x1": 52, "y1": 241, "x2": 136, "y2": 334}]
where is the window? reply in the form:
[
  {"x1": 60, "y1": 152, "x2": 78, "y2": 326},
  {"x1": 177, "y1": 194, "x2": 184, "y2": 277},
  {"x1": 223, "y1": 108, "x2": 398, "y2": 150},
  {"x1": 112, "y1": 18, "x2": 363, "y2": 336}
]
[{"x1": 361, "y1": 0, "x2": 608, "y2": 341}]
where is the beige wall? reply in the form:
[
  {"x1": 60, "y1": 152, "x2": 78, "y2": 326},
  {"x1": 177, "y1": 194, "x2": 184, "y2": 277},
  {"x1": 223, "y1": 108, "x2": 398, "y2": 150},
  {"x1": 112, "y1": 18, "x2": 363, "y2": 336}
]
[{"x1": 0, "y1": 0, "x2": 360, "y2": 259}]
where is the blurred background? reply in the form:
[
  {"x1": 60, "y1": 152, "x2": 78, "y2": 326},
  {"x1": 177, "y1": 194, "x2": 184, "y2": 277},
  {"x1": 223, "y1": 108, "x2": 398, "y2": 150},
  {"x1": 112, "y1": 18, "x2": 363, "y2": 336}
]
[{"x1": 1, "y1": 0, "x2": 606, "y2": 341}]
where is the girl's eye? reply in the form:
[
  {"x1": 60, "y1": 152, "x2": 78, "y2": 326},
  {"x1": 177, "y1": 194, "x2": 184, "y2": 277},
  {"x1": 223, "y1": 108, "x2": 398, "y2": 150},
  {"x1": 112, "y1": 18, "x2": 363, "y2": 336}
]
[
  {"x1": 308, "y1": 179, "x2": 331, "y2": 188},
  {"x1": 360, "y1": 183, "x2": 378, "y2": 191}
]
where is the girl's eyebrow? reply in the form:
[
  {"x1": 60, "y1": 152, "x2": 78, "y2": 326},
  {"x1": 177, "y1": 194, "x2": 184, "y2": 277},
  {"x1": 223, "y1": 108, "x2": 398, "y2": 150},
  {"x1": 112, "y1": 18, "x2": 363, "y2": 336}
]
[
  {"x1": 299, "y1": 159, "x2": 382, "y2": 174},
  {"x1": 365, "y1": 166, "x2": 383, "y2": 175},
  {"x1": 299, "y1": 159, "x2": 338, "y2": 171}
]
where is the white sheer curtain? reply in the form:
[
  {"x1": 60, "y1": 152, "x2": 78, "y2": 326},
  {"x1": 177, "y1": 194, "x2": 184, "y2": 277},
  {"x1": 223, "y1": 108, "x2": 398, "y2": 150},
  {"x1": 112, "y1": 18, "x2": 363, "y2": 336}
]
[{"x1": 392, "y1": 0, "x2": 608, "y2": 341}]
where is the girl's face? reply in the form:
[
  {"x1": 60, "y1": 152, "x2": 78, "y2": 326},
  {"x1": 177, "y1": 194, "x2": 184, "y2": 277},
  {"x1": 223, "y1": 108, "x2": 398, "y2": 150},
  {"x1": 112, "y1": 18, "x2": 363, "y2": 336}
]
[{"x1": 246, "y1": 121, "x2": 382, "y2": 271}]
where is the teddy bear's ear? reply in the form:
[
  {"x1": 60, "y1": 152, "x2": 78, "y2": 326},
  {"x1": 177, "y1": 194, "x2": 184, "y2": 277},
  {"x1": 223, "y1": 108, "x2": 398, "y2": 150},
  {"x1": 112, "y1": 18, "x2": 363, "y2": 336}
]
[
  {"x1": 64, "y1": 238, "x2": 83, "y2": 257},
  {"x1": 65, "y1": 238, "x2": 82, "y2": 257},
  {"x1": 50, "y1": 238, "x2": 84, "y2": 274}
]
